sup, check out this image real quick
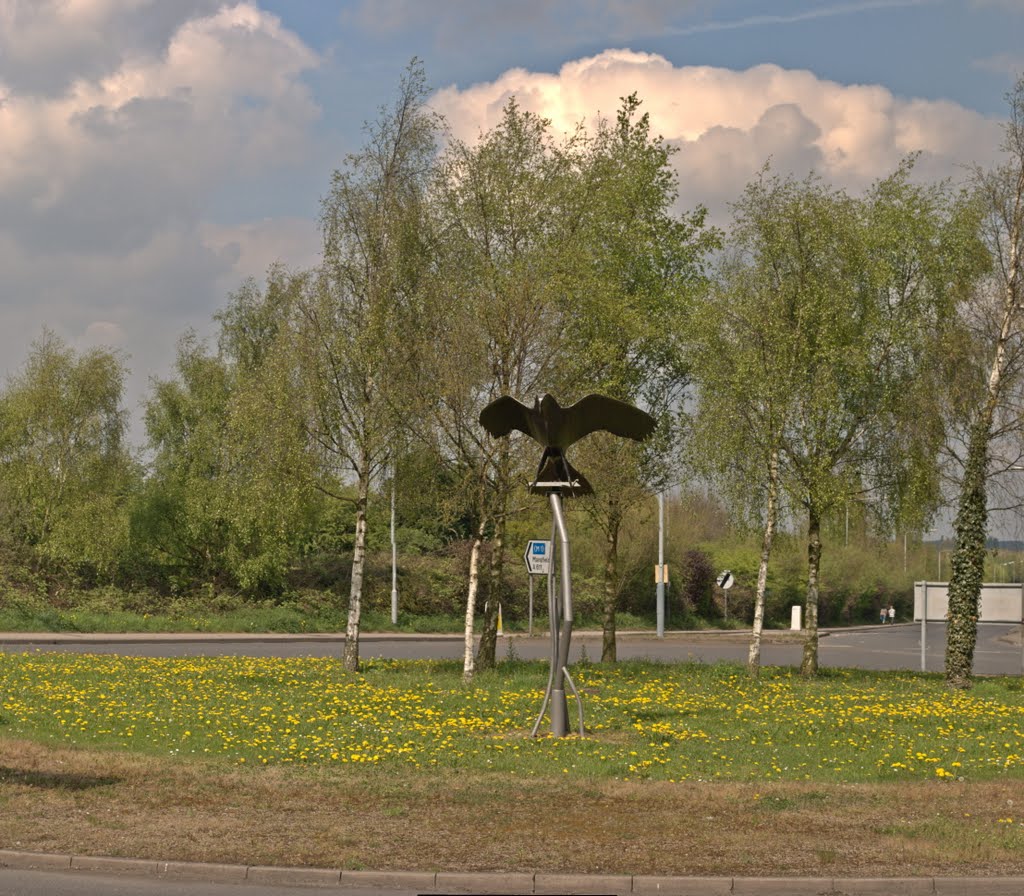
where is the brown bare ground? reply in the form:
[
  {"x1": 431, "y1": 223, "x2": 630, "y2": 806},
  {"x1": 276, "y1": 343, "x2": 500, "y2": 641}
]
[{"x1": 2, "y1": 737, "x2": 1023, "y2": 876}]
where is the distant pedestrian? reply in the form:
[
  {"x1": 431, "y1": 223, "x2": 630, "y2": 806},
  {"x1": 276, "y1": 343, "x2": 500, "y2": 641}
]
[
  {"x1": 888, "y1": 605, "x2": 895, "y2": 624},
  {"x1": 880, "y1": 607, "x2": 887, "y2": 624}
]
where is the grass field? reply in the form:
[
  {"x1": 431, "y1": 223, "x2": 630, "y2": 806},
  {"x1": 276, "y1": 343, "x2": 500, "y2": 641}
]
[
  {"x1": 0, "y1": 604, "x2": 676, "y2": 636},
  {"x1": 2, "y1": 654, "x2": 1024, "y2": 875},
  {"x1": 3, "y1": 654, "x2": 1023, "y2": 781}
]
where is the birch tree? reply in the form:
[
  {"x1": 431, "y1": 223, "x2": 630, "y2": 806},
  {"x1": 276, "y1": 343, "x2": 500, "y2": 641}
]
[
  {"x1": 689, "y1": 242, "x2": 796, "y2": 677},
  {"x1": 420, "y1": 95, "x2": 715, "y2": 674},
  {"x1": 291, "y1": 61, "x2": 438, "y2": 671},
  {"x1": 417, "y1": 100, "x2": 574, "y2": 677},
  {"x1": 570, "y1": 95, "x2": 716, "y2": 661},
  {"x1": 694, "y1": 163, "x2": 981, "y2": 676}
]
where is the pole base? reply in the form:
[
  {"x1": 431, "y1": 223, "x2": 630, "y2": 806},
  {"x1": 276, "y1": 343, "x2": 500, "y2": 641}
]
[{"x1": 549, "y1": 688, "x2": 569, "y2": 737}]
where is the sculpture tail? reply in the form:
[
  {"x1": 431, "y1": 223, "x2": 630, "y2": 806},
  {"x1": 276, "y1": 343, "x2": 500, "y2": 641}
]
[{"x1": 530, "y1": 450, "x2": 593, "y2": 496}]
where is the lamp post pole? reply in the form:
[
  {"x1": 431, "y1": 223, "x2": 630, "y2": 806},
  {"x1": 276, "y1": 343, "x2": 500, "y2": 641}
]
[
  {"x1": 390, "y1": 470, "x2": 398, "y2": 625},
  {"x1": 656, "y1": 491, "x2": 665, "y2": 638}
]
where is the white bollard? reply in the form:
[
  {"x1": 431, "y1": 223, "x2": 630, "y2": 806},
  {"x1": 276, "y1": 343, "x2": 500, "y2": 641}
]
[{"x1": 791, "y1": 605, "x2": 802, "y2": 630}]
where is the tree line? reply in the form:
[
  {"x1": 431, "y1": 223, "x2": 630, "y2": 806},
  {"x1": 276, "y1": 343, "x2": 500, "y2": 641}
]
[{"x1": 2, "y1": 62, "x2": 1022, "y2": 687}]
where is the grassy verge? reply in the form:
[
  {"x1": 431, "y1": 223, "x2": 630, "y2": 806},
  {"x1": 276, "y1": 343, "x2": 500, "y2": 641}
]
[
  {"x1": 1, "y1": 656, "x2": 1023, "y2": 874},
  {"x1": 4, "y1": 655, "x2": 1023, "y2": 781}
]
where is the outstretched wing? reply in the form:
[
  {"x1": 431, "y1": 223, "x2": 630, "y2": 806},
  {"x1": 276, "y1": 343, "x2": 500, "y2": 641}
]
[
  {"x1": 559, "y1": 394, "x2": 657, "y2": 446},
  {"x1": 480, "y1": 395, "x2": 533, "y2": 439}
]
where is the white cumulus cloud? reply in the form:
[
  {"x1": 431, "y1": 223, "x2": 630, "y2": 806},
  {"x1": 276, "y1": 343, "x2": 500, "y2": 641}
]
[
  {"x1": 432, "y1": 49, "x2": 1003, "y2": 217},
  {"x1": 0, "y1": 2, "x2": 322, "y2": 441},
  {"x1": 0, "y1": 2, "x2": 320, "y2": 237}
]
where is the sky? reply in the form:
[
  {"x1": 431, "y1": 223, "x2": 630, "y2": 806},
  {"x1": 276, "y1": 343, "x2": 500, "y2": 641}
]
[{"x1": 1, "y1": 0, "x2": 1022, "y2": 451}]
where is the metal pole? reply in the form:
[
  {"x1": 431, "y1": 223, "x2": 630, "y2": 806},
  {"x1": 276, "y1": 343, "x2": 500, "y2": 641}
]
[
  {"x1": 549, "y1": 492, "x2": 573, "y2": 737},
  {"x1": 549, "y1": 514, "x2": 559, "y2": 668},
  {"x1": 920, "y1": 581, "x2": 927, "y2": 673},
  {"x1": 528, "y1": 574, "x2": 534, "y2": 637},
  {"x1": 656, "y1": 492, "x2": 665, "y2": 638},
  {"x1": 532, "y1": 519, "x2": 559, "y2": 739},
  {"x1": 390, "y1": 471, "x2": 398, "y2": 625},
  {"x1": 530, "y1": 571, "x2": 555, "y2": 738}
]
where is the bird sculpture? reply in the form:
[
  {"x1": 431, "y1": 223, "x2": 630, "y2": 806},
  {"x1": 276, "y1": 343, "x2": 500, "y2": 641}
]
[{"x1": 479, "y1": 393, "x2": 657, "y2": 495}]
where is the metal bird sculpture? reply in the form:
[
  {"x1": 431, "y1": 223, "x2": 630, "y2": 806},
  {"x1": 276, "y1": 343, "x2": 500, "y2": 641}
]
[{"x1": 479, "y1": 393, "x2": 657, "y2": 496}]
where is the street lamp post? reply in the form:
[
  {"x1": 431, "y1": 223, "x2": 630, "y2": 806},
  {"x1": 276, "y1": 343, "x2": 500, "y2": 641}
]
[
  {"x1": 656, "y1": 491, "x2": 665, "y2": 638},
  {"x1": 390, "y1": 468, "x2": 398, "y2": 625}
]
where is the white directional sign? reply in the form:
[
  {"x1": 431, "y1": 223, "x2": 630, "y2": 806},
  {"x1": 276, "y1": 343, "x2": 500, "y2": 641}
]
[
  {"x1": 524, "y1": 540, "x2": 552, "y2": 576},
  {"x1": 716, "y1": 570, "x2": 735, "y2": 590}
]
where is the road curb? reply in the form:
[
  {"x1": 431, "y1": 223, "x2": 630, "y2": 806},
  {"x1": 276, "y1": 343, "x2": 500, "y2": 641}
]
[
  {"x1": 3, "y1": 850, "x2": 1024, "y2": 894},
  {"x1": 247, "y1": 864, "x2": 342, "y2": 886},
  {"x1": 436, "y1": 871, "x2": 536, "y2": 892},
  {"x1": 0, "y1": 849, "x2": 72, "y2": 871},
  {"x1": 71, "y1": 855, "x2": 164, "y2": 877}
]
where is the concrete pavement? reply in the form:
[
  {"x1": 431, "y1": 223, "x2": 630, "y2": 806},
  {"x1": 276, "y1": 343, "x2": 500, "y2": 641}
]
[{"x1": 3, "y1": 850, "x2": 1024, "y2": 895}]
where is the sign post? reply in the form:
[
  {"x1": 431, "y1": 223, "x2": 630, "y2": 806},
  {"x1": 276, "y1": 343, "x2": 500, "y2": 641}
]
[
  {"x1": 524, "y1": 540, "x2": 552, "y2": 636},
  {"x1": 921, "y1": 581, "x2": 927, "y2": 672},
  {"x1": 716, "y1": 570, "x2": 735, "y2": 622},
  {"x1": 528, "y1": 577, "x2": 533, "y2": 637}
]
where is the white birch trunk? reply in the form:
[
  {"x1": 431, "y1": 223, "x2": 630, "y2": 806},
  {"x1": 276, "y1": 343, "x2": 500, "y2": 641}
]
[
  {"x1": 344, "y1": 468, "x2": 370, "y2": 672},
  {"x1": 748, "y1": 447, "x2": 779, "y2": 676},
  {"x1": 463, "y1": 518, "x2": 487, "y2": 681}
]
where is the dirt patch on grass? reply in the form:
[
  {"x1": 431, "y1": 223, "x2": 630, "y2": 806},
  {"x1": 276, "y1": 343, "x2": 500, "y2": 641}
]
[{"x1": 2, "y1": 737, "x2": 1023, "y2": 876}]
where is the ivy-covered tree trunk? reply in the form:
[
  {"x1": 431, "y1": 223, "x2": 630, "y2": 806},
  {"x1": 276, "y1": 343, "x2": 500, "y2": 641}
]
[
  {"x1": 343, "y1": 464, "x2": 370, "y2": 672},
  {"x1": 800, "y1": 505, "x2": 822, "y2": 677},
  {"x1": 601, "y1": 508, "x2": 622, "y2": 663},
  {"x1": 945, "y1": 75, "x2": 1024, "y2": 687},
  {"x1": 945, "y1": 420, "x2": 991, "y2": 688},
  {"x1": 748, "y1": 447, "x2": 779, "y2": 678}
]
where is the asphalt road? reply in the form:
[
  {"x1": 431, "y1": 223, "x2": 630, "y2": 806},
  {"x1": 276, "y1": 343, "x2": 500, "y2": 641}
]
[
  {"x1": 2, "y1": 622, "x2": 1023, "y2": 674},
  {"x1": 0, "y1": 868, "x2": 415, "y2": 896},
  {"x1": 7, "y1": 867, "x2": 1023, "y2": 896}
]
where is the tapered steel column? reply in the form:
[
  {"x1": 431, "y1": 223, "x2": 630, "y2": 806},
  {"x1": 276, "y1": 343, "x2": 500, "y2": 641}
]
[
  {"x1": 548, "y1": 492, "x2": 573, "y2": 736},
  {"x1": 656, "y1": 491, "x2": 665, "y2": 637}
]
